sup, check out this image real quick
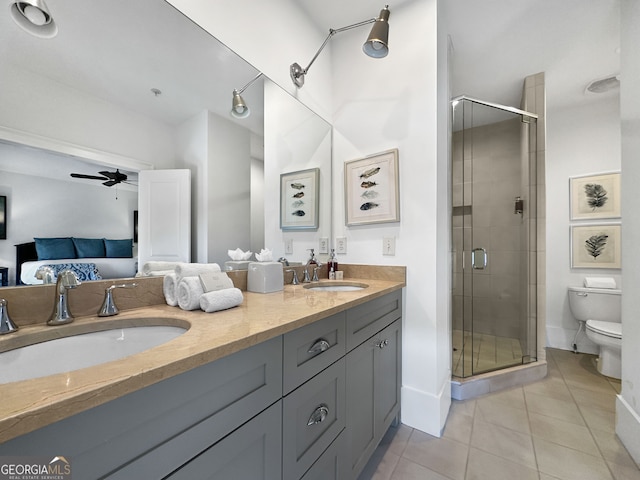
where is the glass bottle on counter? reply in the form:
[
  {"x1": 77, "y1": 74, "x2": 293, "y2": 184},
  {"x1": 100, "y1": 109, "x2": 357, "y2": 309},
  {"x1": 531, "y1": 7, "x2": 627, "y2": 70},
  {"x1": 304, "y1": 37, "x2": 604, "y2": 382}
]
[{"x1": 327, "y1": 248, "x2": 338, "y2": 279}]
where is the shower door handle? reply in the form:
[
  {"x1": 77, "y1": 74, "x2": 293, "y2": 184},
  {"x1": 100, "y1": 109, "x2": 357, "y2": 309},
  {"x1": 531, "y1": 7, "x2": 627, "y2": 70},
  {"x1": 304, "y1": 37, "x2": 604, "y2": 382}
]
[{"x1": 471, "y1": 248, "x2": 487, "y2": 270}]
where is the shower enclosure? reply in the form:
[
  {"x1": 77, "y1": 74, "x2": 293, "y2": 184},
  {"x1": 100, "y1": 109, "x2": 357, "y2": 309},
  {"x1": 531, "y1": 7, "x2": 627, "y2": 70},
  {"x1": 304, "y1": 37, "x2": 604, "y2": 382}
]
[{"x1": 451, "y1": 96, "x2": 538, "y2": 378}]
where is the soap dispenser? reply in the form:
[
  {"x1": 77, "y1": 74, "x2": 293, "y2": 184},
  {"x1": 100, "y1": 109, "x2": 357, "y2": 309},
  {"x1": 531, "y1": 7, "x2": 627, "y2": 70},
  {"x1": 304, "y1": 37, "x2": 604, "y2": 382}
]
[{"x1": 327, "y1": 249, "x2": 338, "y2": 279}]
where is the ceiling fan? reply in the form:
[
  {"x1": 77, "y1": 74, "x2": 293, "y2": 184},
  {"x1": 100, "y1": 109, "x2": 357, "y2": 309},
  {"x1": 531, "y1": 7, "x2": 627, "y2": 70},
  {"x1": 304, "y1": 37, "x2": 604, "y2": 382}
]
[{"x1": 70, "y1": 169, "x2": 135, "y2": 187}]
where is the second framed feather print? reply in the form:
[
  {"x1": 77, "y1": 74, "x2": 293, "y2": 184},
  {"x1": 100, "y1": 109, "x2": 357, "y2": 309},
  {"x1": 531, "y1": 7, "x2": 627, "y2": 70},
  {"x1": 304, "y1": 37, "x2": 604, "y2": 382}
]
[
  {"x1": 344, "y1": 149, "x2": 400, "y2": 226},
  {"x1": 571, "y1": 224, "x2": 621, "y2": 269},
  {"x1": 570, "y1": 172, "x2": 620, "y2": 220}
]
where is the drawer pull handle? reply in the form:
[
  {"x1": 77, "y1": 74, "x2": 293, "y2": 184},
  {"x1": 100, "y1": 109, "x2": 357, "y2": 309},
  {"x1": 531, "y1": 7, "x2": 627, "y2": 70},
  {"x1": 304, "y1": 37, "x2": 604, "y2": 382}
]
[
  {"x1": 375, "y1": 339, "x2": 389, "y2": 349},
  {"x1": 308, "y1": 338, "x2": 331, "y2": 355},
  {"x1": 307, "y1": 404, "x2": 329, "y2": 426}
]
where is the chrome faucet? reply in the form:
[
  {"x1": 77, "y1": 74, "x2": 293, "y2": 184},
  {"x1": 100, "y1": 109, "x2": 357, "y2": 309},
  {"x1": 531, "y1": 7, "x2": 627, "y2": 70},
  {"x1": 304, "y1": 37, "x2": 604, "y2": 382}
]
[
  {"x1": 35, "y1": 265, "x2": 55, "y2": 284},
  {"x1": 285, "y1": 269, "x2": 300, "y2": 285},
  {"x1": 0, "y1": 299, "x2": 19, "y2": 335},
  {"x1": 99, "y1": 283, "x2": 137, "y2": 316},
  {"x1": 302, "y1": 268, "x2": 311, "y2": 283},
  {"x1": 48, "y1": 269, "x2": 81, "y2": 326},
  {"x1": 312, "y1": 263, "x2": 323, "y2": 282}
]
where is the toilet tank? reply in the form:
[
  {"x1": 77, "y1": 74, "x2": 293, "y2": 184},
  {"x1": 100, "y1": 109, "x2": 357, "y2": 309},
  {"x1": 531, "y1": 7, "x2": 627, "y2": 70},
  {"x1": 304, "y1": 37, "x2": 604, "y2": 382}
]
[{"x1": 568, "y1": 286, "x2": 621, "y2": 323}]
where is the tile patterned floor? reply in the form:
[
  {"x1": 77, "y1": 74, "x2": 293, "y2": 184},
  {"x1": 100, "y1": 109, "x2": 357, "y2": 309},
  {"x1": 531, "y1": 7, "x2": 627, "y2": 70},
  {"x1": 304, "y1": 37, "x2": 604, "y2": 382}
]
[
  {"x1": 452, "y1": 329, "x2": 525, "y2": 378},
  {"x1": 360, "y1": 348, "x2": 640, "y2": 480}
]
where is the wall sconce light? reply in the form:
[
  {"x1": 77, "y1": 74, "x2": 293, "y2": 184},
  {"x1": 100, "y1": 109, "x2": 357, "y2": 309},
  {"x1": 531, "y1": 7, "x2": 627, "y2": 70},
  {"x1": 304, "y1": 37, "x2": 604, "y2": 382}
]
[
  {"x1": 290, "y1": 5, "x2": 390, "y2": 88},
  {"x1": 230, "y1": 72, "x2": 264, "y2": 119},
  {"x1": 10, "y1": 0, "x2": 58, "y2": 38}
]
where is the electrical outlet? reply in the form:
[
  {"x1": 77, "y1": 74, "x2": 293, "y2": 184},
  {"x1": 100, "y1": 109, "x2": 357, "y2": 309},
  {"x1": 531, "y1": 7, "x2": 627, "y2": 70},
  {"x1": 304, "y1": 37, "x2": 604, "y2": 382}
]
[
  {"x1": 335, "y1": 237, "x2": 347, "y2": 254},
  {"x1": 285, "y1": 238, "x2": 293, "y2": 255},
  {"x1": 383, "y1": 236, "x2": 396, "y2": 256},
  {"x1": 319, "y1": 237, "x2": 329, "y2": 254}
]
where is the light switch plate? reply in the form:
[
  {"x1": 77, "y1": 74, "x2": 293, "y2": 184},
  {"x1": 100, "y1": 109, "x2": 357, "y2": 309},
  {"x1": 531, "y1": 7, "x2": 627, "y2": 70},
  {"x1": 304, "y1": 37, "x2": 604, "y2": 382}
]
[
  {"x1": 319, "y1": 237, "x2": 329, "y2": 254},
  {"x1": 383, "y1": 236, "x2": 396, "y2": 256},
  {"x1": 285, "y1": 238, "x2": 293, "y2": 255},
  {"x1": 335, "y1": 237, "x2": 347, "y2": 254}
]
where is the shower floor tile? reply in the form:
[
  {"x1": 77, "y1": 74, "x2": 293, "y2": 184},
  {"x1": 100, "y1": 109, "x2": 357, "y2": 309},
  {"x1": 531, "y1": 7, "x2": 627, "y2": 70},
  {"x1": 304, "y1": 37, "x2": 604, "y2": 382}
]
[
  {"x1": 452, "y1": 329, "x2": 524, "y2": 377},
  {"x1": 359, "y1": 348, "x2": 640, "y2": 480}
]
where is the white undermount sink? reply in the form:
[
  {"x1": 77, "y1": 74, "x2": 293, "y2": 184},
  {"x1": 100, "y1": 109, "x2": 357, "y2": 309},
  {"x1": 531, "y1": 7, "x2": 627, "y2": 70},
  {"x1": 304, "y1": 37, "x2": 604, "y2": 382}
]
[
  {"x1": 0, "y1": 324, "x2": 187, "y2": 384},
  {"x1": 303, "y1": 282, "x2": 369, "y2": 292}
]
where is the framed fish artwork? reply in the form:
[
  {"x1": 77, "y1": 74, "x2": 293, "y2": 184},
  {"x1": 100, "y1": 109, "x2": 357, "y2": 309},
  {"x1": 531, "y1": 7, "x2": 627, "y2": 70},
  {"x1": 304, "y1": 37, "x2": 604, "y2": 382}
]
[
  {"x1": 569, "y1": 172, "x2": 620, "y2": 220},
  {"x1": 571, "y1": 223, "x2": 621, "y2": 269},
  {"x1": 280, "y1": 167, "x2": 320, "y2": 230},
  {"x1": 344, "y1": 149, "x2": 399, "y2": 226}
]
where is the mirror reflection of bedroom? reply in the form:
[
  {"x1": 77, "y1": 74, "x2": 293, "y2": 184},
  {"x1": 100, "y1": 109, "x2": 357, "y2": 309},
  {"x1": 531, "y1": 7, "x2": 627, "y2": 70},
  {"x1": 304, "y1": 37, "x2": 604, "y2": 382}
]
[{"x1": 0, "y1": 0, "x2": 266, "y2": 287}]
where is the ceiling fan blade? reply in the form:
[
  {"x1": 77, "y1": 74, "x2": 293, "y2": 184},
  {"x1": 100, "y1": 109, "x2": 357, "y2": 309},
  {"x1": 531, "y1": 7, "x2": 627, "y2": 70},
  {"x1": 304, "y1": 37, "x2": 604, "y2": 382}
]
[
  {"x1": 70, "y1": 173, "x2": 108, "y2": 180},
  {"x1": 98, "y1": 170, "x2": 118, "y2": 179},
  {"x1": 102, "y1": 180, "x2": 119, "y2": 187}
]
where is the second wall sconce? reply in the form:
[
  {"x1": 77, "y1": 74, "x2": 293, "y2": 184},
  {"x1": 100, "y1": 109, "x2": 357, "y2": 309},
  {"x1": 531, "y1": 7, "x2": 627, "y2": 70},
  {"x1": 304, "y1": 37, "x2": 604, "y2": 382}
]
[
  {"x1": 290, "y1": 5, "x2": 391, "y2": 88},
  {"x1": 231, "y1": 72, "x2": 264, "y2": 119}
]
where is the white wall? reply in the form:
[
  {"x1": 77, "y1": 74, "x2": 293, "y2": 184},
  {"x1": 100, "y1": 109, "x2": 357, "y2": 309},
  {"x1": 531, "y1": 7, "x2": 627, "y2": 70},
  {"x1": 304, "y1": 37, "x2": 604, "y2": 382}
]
[
  {"x1": 617, "y1": 0, "x2": 640, "y2": 463},
  {"x1": 0, "y1": 65, "x2": 177, "y2": 168},
  {"x1": 331, "y1": 0, "x2": 450, "y2": 435},
  {"x1": 545, "y1": 97, "x2": 621, "y2": 353}
]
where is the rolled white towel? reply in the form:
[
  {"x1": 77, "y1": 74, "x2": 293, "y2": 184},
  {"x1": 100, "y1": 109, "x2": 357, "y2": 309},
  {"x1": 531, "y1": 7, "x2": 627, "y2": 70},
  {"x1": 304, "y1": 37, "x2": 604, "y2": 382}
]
[
  {"x1": 163, "y1": 273, "x2": 178, "y2": 306},
  {"x1": 175, "y1": 262, "x2": 221, "y2": 280},
  {"x1": 584, "y1": 277, "x2": 617, "y2": 289},
  {"x1": 200, "y1": 288, "x2": 244, "y2": 313},
  {"x1": 177, "y1": 276, "x2": 205, "y2": 311},
  {"x1": 142, "y1": 261, "x2": 180, "y2": 275},
  {"x1": 146, "y1": 269, "x2": 175, "y2": 277}
]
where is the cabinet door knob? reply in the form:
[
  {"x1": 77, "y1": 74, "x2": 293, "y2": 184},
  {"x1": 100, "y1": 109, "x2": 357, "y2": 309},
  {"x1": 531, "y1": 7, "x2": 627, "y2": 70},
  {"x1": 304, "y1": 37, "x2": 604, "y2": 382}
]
[
  {"x1": 307, "y1": 404, "x2": 329, "y2": 426},
  {"x1": 375, "y1": 339, "x2": 389, "y2": 349},
  {"x1": 307, "y1": 338, "x2": 331, "y2": 355}
]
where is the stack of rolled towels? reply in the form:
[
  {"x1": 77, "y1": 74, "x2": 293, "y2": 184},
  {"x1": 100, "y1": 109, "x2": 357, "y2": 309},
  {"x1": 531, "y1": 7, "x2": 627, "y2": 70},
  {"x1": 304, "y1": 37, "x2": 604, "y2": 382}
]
[{"x1": 156, "y1": 262, "x2": 243, "y2": 313}]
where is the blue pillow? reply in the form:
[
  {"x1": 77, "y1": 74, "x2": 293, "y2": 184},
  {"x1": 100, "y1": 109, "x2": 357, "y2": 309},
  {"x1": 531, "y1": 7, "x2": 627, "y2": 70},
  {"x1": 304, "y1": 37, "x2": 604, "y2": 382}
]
[
  {"x1": 34, "y1": 237, "x2": 76, "y2": 260},
  {"x1": 72, "y1": 238, "x2": 106, "y2": 258},
  {"x1": 104, "y1": 238, "x2": 133, "y2": 258}
]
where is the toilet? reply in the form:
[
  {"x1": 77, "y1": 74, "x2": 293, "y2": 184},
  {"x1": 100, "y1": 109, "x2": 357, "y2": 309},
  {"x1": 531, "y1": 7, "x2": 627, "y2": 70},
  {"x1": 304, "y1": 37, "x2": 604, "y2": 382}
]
[{"x1": 567, "y1": 285, "x2": 622, "y2": 379}]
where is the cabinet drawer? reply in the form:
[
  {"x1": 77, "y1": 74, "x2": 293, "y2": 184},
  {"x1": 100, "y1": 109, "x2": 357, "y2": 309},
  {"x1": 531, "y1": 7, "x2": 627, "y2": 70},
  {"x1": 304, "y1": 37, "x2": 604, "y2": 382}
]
[
  {"x1": 301, "y1": 430, "x2": 348, "y2": 480},
  {"x1": 283, "y1": 359, "x2": 345, "y2": 480},
  {"x1": 346, "y1": 290, "x2": 402, "y2": 351},
  {"x1": 165, "y1": 401, "x2": 282, "y2": 480},
  {"x1": 283, "y1": 312, "x2": 346, "y2": 394}
]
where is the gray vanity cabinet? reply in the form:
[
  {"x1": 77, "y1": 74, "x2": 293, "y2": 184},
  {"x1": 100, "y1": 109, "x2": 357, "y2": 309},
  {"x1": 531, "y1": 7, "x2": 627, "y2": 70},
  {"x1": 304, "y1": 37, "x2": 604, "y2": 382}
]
[
  {"x1": 345, "y1": 292, "x2": 402, "y2": 479},
  {"x1": 165, "y1": 401, "x2": 283, "y2": 479}
]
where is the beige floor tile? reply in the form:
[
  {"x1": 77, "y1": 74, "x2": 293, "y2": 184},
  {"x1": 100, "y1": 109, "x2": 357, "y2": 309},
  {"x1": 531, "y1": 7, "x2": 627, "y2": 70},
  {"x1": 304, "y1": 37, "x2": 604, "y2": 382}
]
[
  {"x1": 402, "y1": 430, "x2": 469, "y2": 480},
  {"x1": 465, "y1": 447, "x2": 538, "y2": 480},
  {"x1": 477, "y1": 386, "x2": 526, "y2": 410},
  {"x1": 590, "y1": 427, "x2": 640, "y2": 470},
  {"x1": 580, "y1": 405, "x2": 617, "y2": 434},
  {"x1": 569, "y1": 384, "x2": 617, "y2": 412},
  {"x1": 529, "y1": 412, "x2": 600, "y2": 456},
  {"x1": 449, "y1": 398, "x2": 477, "y2": 419},
  {"x1": 475, "y1": 397, "x2": 531, "y2": 434},
  {"x1": 523, "y1": 375, "x2": 574, "y2": 402},
  {"x1": 385, "y1": 424, "x2": 413, "y2": 457},
  {"x1": 608, "y1": 461, "x2": 640, "y2": 480},
  {"x1": 443, "y1": 406, "x2": 474, "y2": 445},
  {"x1": 525, "y1": 390, "x2": 585, "y2": 426},
  {"x1": 389, "y1": 458, "x2": 452, "y2": 480},
  {"x1": 470, "y1": 418, "x2": 536, "y2": 468},
  {"x1": 534, "y1": 437, "x2": 614, "y2": 480},
  {"x1": 360, "y1": 451, "x2": 400, "y2": 480}
]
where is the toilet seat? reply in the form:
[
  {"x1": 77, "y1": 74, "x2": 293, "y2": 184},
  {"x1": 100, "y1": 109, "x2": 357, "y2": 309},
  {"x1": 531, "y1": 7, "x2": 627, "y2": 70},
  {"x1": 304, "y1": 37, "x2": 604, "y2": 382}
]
[{"x1": 586, "y1": 320, "x2": 621, "y2": 339}]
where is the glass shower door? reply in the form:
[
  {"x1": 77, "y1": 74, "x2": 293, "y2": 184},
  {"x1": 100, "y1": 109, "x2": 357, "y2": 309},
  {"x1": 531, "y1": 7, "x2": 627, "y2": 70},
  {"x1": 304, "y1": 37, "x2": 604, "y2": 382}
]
[{"x1": 452, "y1": 97, "x2": 537, "y2": 378}]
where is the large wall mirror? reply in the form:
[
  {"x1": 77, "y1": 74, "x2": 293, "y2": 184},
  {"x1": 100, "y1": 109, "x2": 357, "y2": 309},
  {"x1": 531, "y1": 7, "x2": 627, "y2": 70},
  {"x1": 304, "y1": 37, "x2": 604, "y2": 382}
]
[{"x1": 0, "y1": 0, "x2": 331, "y2": 286}]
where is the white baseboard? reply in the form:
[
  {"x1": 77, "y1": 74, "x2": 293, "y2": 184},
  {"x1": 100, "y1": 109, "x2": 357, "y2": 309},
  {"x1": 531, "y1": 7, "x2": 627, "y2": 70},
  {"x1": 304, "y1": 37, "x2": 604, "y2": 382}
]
[
  {"x1": 616, "y1": 395, "x2": 640, "y2": 463},
  {"x1": 401, "y1": 379, "x2": 451, "y2": 437}
]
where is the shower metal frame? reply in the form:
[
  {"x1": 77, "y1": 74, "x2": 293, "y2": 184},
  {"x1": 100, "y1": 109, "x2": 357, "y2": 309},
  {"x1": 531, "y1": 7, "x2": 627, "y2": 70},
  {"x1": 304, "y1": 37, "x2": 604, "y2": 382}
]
[{"x1": 451, "y1": 94, "x2": 539, "y2": 378}]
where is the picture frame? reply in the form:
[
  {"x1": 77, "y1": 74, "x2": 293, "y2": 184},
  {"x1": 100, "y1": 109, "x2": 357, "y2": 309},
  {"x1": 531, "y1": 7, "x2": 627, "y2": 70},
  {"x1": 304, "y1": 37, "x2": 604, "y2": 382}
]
[
  {"x1": 344, "y1": 149, "x2": 400, "y2": 226},
  {"x1": 280, "y1": 168, "x2": 319, "y2": 231},
  {"x1": 570, "y1": 172, "x2": 620, "y2": 220},
  {"x1": 571, "y1": 223, "x2": 621, "y2": 269},
  {"x1": 0, "y1": 196, "x2": 6, "y2": 240}
]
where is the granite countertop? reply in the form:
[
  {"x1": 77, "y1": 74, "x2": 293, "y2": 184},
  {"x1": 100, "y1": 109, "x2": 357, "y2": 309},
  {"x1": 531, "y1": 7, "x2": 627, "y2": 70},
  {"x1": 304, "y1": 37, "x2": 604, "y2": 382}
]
[{"x1": 0, "y1": 275, "x2": 404, "y2": 443}]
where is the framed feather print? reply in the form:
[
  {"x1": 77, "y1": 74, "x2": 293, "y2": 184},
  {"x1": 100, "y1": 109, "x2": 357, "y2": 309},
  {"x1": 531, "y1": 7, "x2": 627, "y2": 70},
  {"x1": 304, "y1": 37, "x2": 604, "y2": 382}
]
[
  {"x1": 345, "y1": 149, "x2": 400, "y2": 226},
  {"x1": 571, "y1": 224, "x2": 621, "y2": 269},
  {"x1": 570, "y1": 172, "x2": 620, "y2": 220},
  {"x1": 280, "y1": 168, "x2": 319, "y2": 230}
]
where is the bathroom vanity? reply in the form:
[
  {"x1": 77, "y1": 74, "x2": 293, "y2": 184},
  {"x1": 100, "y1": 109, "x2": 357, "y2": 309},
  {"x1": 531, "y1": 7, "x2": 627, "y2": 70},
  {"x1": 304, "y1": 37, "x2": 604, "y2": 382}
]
[{"x1": 0, "y1": 270, "x2": 404, "y2": 479}]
